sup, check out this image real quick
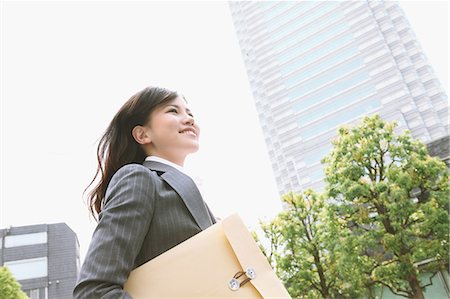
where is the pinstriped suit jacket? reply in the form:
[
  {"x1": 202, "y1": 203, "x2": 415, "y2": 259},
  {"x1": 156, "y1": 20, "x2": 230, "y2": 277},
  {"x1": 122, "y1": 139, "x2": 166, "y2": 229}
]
[{"x1": 73, "y1": 161, "x2": 216, "y2": 299}]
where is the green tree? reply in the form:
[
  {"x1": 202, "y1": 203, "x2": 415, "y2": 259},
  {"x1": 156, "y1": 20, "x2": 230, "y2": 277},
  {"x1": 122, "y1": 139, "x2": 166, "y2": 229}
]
[
  {"x1": 0, "y1": 267, "x2": 29, "y2": 299},
  {"x1": 322, "y1": 115, "x2": 449, "y2": 299},
  {"x1": 260, "y1": 189, "x2": 367, "y2": 298}
]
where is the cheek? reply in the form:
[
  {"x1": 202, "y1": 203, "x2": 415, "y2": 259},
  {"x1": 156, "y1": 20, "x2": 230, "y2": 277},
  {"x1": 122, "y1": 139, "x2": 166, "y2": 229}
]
[{"x1": 153, "y1": 117, "x2": 177, "y2": 133}]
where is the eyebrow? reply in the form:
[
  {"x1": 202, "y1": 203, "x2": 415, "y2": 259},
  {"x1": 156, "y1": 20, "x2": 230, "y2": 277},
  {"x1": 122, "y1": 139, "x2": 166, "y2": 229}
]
[{"x1": 166, "y1": 104, "x2": 192, "y2": 114}]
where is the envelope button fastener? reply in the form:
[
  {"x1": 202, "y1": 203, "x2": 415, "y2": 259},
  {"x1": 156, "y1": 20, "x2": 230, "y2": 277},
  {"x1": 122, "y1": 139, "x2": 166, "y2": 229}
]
[
  {"x1": 228, "y1": 267, "x2": 257, "y2": 291},
  {"x1": 228, "y1": 278, "x2": 240, "y2": 291},
  {"x1": 246, "y1": 268, "x2": 256, "y2": 279}
]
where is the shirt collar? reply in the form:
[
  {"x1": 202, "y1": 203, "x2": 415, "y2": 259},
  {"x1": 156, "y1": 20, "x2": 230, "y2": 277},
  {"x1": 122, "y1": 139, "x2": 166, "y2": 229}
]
[
  {"x1": 144, "y1": 156, "x2": 205, "y2": 200},
  {"x1": 145, "y1": 156, "x2": 187, "y2": 175}
]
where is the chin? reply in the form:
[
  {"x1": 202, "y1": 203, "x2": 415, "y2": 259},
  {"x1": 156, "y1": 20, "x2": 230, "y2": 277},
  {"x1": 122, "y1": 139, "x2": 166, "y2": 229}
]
[
  {"x1": 190, "y1": 146, "x2": 200, "y2": 153},
  {"x1": 187, "y1": 143, "x2": 199, "y2": 153}
]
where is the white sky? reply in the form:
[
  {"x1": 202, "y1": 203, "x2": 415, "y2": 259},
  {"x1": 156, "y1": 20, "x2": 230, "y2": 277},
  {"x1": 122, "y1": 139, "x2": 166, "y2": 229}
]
[{"x1": 1, "y1": 1, "x2": 448, "y2": 262}]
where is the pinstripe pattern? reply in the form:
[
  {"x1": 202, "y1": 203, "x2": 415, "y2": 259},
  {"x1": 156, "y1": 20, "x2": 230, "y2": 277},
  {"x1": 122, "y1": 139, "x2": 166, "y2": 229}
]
[{"x1": 73, "y1": 161, "x2": 215, "y2": 298}]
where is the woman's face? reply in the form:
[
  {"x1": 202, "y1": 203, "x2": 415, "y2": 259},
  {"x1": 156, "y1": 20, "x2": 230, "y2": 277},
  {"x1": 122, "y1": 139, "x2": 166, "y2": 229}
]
[{"x1": 143, "y1": 96, "x2": 200, "y2": 164}]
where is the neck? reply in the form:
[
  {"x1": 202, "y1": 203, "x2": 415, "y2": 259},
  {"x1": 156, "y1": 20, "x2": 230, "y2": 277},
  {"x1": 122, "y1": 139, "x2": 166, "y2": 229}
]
[{"x1": 149, "y1": 153, "x2": 186, "y2": 167}]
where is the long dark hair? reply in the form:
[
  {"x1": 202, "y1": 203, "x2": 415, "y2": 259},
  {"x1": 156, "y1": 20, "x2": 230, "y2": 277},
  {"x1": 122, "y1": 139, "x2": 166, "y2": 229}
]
[{"x1": 85, "y1": 86, "x2": 179, "y2": 219}]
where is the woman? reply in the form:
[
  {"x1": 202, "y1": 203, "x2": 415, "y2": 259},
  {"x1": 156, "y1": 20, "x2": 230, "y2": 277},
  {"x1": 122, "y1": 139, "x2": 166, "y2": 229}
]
[{"x1": 73, "y1": 86, "x2": 216, "y2": 298}]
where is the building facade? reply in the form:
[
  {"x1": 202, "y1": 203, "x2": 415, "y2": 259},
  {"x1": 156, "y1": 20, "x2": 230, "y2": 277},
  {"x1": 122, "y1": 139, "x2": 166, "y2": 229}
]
[
  {"x1": 229, "y1": 1, "x2": 449, "y2": 196},
  {"x1": 0, "y1": 223, "x2": 80, "y2": 299},
  {"x1": 426, "y1": 135, "x2": 450, "y2": 166}
]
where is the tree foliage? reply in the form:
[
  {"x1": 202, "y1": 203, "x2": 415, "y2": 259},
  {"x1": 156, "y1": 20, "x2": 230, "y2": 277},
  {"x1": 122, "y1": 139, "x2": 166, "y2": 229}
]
[
  {"x1": 259, "y1": 115, "x2": 449, "y2": 299},
  {"x1": 0, "y1": 267, "x2": 29, "y2": 299},
  {"x1": 260, "y1": 190, "x2": 368, "y2": 298},
  {"x1": 323, "y1": 115, "x2": 449, "y2": 298}
]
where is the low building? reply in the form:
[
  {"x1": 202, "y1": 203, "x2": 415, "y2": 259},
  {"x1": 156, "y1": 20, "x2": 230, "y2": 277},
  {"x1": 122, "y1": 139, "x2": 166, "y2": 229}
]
[
  {"x1": 427, "y1": 135, "x2": 450, "y2": 167},
  {"x1": 0, "y1": 223, "x2": 80, "y2": 299}
]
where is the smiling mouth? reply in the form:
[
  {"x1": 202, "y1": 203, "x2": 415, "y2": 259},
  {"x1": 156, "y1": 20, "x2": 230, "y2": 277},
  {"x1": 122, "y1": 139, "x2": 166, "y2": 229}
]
[{"x1": 180, "y1": 130, "x2": 197, "y2": 137}]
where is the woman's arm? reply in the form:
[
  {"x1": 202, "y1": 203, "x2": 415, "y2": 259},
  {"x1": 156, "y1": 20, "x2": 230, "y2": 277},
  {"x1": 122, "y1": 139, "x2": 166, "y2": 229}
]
[{"x1": 74, "y1": 164, "x2": 156, "y2": 299}]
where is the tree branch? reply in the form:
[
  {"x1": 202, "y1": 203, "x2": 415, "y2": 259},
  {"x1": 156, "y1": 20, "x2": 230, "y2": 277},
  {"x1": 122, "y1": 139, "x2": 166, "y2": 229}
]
[
  {"x1": 379, "y1": 149, "x2": 385, "y2": 182},
  {"x1": 365, "y1": 258, "x2": 398, "y2": 275},
  {"x1": 301, "y1": 218, "x2": 312, "y2": 243},
  {"x1": 401, "y1": 214, "x2": 426, "y2": 235},
  {"x1": 310, "y1": 279, "x2": 322, "y2": 292},
  {"x1": 372, "y1": 280, "x2": 411, "y2": 298},
  {"x1": 416, "y1": 229, "x2": 434, "y2": 239},
  {"x1": 373, "y1": 155, "x2": 381, "y2": 183},
  {"x1": 366, "y1": 163, "x2": 377, "y2": 182}
]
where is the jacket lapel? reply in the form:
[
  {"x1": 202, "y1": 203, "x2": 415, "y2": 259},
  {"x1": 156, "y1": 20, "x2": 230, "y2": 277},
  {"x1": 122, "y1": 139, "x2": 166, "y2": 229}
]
[{"x1": 143, "y1": 161, "x2": 213, "y2": 230}]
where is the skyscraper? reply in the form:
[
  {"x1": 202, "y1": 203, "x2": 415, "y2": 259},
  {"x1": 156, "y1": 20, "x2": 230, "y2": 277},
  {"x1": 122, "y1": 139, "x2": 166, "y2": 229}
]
[{"x1": 229, "y1": 1, "x2": 449, "y2": 195}]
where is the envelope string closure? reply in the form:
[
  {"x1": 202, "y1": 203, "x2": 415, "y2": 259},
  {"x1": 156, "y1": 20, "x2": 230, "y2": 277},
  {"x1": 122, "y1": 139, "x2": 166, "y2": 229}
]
[{"x1": 228, "y1": 267, "x2": 256, "y2": 291}]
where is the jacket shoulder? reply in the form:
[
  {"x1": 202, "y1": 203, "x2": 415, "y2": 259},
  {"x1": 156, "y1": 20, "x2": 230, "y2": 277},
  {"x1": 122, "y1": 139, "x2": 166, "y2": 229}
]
[
  {"x1": 104, "y1": 163, "x2": 159, "y2": 202},
  {"x1": 112, "y1": 163, "x2": 158, "y2": 180}
]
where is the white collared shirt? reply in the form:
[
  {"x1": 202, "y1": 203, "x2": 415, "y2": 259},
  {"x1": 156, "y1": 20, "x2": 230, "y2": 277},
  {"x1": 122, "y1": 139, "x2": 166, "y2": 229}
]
[
  {"x1": 144, "y1": 156, "x2": 207, "y2": 202},
  {"x1": 145, "y1": 156, "x2": 187, "y2": 175}
]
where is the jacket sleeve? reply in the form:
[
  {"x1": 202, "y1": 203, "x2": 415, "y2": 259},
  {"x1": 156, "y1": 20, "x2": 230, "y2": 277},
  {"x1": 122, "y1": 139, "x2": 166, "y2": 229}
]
[{"x1": 73, "y1": 164, "x2": 156, "y2": 299}]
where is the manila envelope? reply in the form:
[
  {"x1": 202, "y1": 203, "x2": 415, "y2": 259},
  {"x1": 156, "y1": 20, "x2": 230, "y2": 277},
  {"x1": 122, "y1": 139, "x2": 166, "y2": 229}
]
[{"x1": 124, "y1": 213, "x2": 291, "y2": 298}]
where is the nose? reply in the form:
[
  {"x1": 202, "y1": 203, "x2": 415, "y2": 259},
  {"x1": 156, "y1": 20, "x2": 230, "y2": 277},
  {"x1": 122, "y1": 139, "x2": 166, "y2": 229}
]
[{"x1": 183, "y1": 113, "x2": 195, "y2": 126}]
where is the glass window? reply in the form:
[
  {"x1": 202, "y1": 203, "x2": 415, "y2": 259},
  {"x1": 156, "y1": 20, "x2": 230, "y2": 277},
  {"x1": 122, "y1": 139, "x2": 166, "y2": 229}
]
[
  {"x1": 29, "y1": 289, "x2": 39, "y2": 299},
  {"x1": 284, "y1": 46, "x2": 360, "y2": 87},
  {"x1": 280, "y1": 34, "x2": 354, "y2": 75},
  {"x1": 260, "y1": 1, "x2": 276, "y2": 10},
  {"x1": 270, "y1": 2, "x2": 343, "y2": 41},
  {"x1": 5, "y1": 232, "x2": 47, "y2": 248},
  {"x1": 4, "y1": 257, "x2": 48, "y2": 280},
  {"x1": 293, "y1": 70, "x2": 370, "y2": 112},
  {"x1": 265, "y1": 2, "x2": 318, "y2": 30},
  {"x1": 277, "y1": 23, "x2": 350, "y2": 64},
  {"x1": 303, "y1": 145, "x2": 332, "y2": 166},
  {"x1": 272, "y1": 5, "x2": 344, "y2": 48},
  {"x1": 287, "y1": 57, "x2": 365, "y2": 98},
  {"x1": 300, "y1": 99, "x2": 381, "y2": 140},
  {"x1": 299, "y1": 85, "x2": 376, "y2": 125},
  {"x1": 263, "y1": 1, "x2": 296, "y2": 19},
  {"x1": 309, "y1": 166, "x2": 325, "y2": 182}
]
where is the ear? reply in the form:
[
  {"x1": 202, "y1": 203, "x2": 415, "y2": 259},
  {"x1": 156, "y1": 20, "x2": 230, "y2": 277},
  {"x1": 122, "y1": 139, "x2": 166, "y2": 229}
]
[{"x1": 132, "y1": 125, "x2": 152, "y2": 145}]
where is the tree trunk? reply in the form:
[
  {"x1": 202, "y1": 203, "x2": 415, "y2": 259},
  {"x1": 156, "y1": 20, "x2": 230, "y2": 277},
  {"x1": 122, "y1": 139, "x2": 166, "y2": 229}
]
[
  {"x1": 313, "y1": 248, "x2": 331, "y2": 299},
  {"x1": 408, "y1": 274, "x2": 424, "y2": 299}
]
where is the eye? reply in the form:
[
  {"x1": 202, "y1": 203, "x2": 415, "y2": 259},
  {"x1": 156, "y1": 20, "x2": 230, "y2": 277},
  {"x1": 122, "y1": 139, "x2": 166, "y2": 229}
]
[{"x1": 167, "y1": 108, "x2": 178, "y2": 114}]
